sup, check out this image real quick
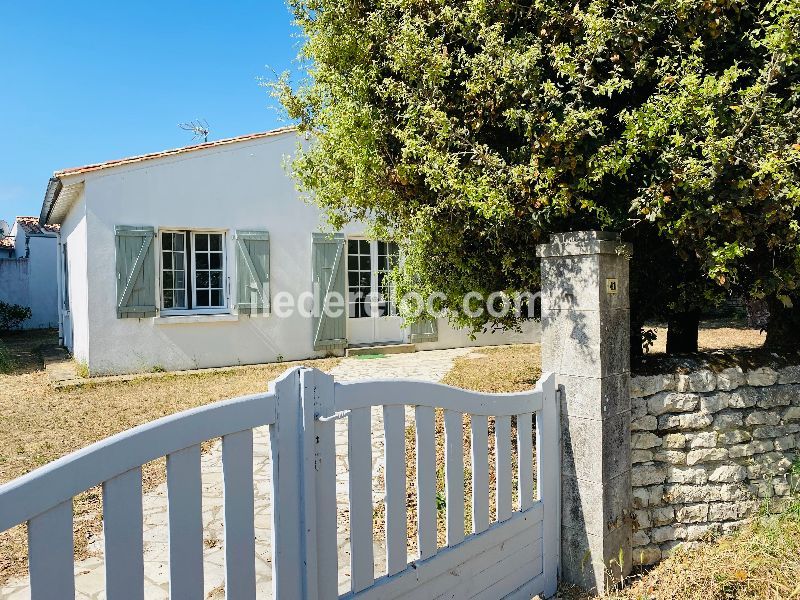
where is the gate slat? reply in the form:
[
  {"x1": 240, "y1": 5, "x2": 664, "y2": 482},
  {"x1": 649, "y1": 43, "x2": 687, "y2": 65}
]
[
  {"x1": 167, "y1": 444, "x2": 204, "y2": 599},
  {"x1": 538, "y1": 373, "x2": 559, "y2": 597},
  {"x1": 517, "y1": 413, "x2": 534, "y2": 511},
  {"x1": 302, "y1": 369, "x2": 321, "y2": 600},
  {"x1": 312, "y1": 370, "x2": 338, "y2": 600},
  {"x1": 383, "y1": 404, "x2": 407, "y2": 576},
  {"x1": 443, "y1": 409, "x2": 464, "y2": 546},
  {"x1": 415, "y1": 405, "x2": 437, "y2": 560},
  {"x1": 495, "y1": 415, "x2": 512, "y2": 522},
  {"x1": 222, "y1": 429, "x2": 256, "y2": 599},
  {"x1": 470, "y1": 414, "x2": 489, "y2": 534},
  {"x1": 103, "y1": 467, "x2": 144, "y2": 600},
  {"x1": 29, "y1": 500, "x2": 74, "y2": 600},
  {"x1": 271, "y1": 369, "x2": 304, "y2": 598},
  {"x1": 348, "y1": 407, "x2": 374, "y2": 592}
]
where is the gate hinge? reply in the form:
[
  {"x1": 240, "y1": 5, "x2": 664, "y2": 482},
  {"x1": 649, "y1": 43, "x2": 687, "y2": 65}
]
[{"x1": 316, "y1": 410, "x2": 351, "y2": 422}]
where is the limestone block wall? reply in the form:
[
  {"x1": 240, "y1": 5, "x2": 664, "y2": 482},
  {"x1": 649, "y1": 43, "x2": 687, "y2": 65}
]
[{"x1": 629, "y1": 364, "x2": 800, "y2": 565}]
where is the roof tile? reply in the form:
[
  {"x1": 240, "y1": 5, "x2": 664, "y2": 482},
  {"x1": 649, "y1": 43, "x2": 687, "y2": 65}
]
[
  {"x1": 16, "y1": 216, "x2": 59, "y2": 235},
  {"x1": 55, "y1": 126, "x2": 297, "y2": 177}
]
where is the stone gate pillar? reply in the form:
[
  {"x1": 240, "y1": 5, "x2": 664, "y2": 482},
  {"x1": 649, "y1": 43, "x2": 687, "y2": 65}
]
[{"x1": 536, "y1": 231, "x2": 632, "y2": 593}]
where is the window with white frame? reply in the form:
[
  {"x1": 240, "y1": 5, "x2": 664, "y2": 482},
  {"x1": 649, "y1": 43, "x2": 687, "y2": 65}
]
[{"x1": 160, "y1": 230, "x2": 226, "y2": 311}]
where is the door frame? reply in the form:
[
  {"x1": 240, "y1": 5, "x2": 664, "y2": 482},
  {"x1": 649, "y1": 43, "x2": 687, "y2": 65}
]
[{"x1": 345, "y1": 237, "x2": 403, "y2": 346}]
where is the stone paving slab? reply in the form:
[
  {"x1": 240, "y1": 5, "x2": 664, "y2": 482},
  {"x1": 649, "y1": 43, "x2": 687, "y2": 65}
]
[{"x1": 1, "y1": 348, "x2": 473, "y2": 600}]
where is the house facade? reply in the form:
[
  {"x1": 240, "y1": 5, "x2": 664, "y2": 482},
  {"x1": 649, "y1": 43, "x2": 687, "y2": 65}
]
[
  {"x1": 40, "y1": 128, "x2": 539, "y2": 375},
  {"x1": 0, "y1": 217, "x2": 59, "y2": 329}
]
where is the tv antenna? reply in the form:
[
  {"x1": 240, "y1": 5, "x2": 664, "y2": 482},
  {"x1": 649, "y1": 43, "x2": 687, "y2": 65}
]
[{"x1": 178, "y1": 119, "x2": 210, "y2": 143}]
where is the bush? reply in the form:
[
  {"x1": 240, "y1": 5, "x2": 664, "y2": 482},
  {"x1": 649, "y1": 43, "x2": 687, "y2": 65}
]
[{"x1": 0, "y1": 301, "x2": 31, "y2": 331}]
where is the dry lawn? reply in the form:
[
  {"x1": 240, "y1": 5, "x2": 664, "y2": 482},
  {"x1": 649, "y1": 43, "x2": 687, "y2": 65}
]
[
  {"x1": 0, "y1": 332, "x2": 340, "y2": 585},
  {"x1": 607, "y1": 501, "x2": 800, "y2": 600},
  {"x1": 646, "y1": 323, "x2": 765, "y2": 354},
  {"x1": 441, "y1": 344, "x2": 542, "y2": 392}
]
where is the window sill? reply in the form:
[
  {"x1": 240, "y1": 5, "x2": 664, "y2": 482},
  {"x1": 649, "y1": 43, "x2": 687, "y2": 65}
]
[{"x1": 154, "y1": 313, "x2": 239, "y2": 325}]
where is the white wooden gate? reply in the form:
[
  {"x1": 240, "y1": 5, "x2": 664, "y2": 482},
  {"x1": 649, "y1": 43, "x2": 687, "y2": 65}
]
[{"x1": 0, "y1": 367, "x2": 559, "y2": 599}]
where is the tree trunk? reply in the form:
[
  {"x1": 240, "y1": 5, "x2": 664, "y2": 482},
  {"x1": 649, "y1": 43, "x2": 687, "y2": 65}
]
[
  {"x1": 666, "y1": 310, "x2": 700, "y2": 354},
  {"x1": 764, "y1": 296, "x2": 800, "y2": 350}
]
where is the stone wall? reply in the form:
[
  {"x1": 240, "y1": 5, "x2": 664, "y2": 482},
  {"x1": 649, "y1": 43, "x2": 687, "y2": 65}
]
[{"x1": 629, "y1": 364, "x2": 800, "y2": 565}]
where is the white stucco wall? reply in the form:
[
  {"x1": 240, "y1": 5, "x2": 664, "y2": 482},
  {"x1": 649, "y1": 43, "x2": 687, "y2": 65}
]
[
  {"x1": 0, "y1": 231, "x2": 59, "y2": 329},
  {"x1": 0, "y1": 259, "x2": 30, "y2": 309},
  {"x1": 56, "y1": 131, "x2": 540, "y2": 375},
  {"x1": 26, "y1": 236, "x2": 59, "y2": 328},
  {"x1": 417, "y1": 317, "x2": 540, "y2": 352},
  {"x1": 58, "y1": 193, "x2": 90, "y2": 361},
  {"x1": 78, "y1": 133, "x2": 333, "y2": 374}
]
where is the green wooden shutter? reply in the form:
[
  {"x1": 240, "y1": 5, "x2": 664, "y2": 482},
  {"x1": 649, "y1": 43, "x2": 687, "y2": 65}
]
[
  {"x1": 312, "y1": 232, "x2": 347, "y2": 350},
  {"x1": 409, "y1": 318, "x2": 438, "y2": 342},
  {"x1": 115, "y1": 225, "x2": 156, "y2": 318},
  {"x1": 236, "y1": 230, "x2": 270, "y2": 315}
]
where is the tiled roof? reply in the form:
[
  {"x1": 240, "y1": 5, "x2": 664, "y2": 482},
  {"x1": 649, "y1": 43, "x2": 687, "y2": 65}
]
[
  {"x1": 0, "y1": 236, "x2": 13, "y2": 250},
  {"x1": 54, "y1": 126, "x2": 297, "y2": 177},
  {"x1": 16, "y1": 216, "x2": 59, "y2": 235}
]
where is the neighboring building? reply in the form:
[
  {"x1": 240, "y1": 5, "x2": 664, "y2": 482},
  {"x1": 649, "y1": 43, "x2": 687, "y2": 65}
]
[
  {"x1": 40, "y1": 128, "x2": 539, "y2": 375},
  {"x1": 0, "y1": 217, "x2": 60, "y2": 329}
]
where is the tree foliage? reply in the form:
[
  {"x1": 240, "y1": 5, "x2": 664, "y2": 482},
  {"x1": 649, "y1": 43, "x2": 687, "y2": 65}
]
[{"x1": 274, "y1": 0, "x2": 800, "y2": 345}]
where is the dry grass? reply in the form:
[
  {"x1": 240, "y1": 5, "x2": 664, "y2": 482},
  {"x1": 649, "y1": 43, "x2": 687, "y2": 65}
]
[
  {"x1": 607, "y1": 501, "x2": 800, "y2": 600},
  {"x1": 0, "y1": 333, "x2": 341, "y2": 585},
  {"x1": 0, "y1": 329, "x2": 54, "y2": 375},
  {"x1": 441, "y1": 344, "x2": 542, "y2": 392},
  {"x1": 646, "y1": 323, "x2": 765, "y2": 355}
]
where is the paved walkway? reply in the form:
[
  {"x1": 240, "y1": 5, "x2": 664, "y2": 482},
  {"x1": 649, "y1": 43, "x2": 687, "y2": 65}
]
[{"x1": 2, "y1": 348, "x2": 474, "y2": 600}]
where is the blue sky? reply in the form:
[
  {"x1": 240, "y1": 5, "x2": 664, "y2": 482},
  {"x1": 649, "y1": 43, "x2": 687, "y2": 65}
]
[{"x1": 0, "y1": 1, "x2": 301, "y2": 222}]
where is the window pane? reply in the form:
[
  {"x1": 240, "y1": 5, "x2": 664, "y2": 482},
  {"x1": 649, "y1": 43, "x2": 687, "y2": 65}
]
[
  {"x1": 196, "y1": 290, "x2": 210, "y2": 307},
  {"x1": 348, "y1": 272, "x2": 359, "y2": 286},
  {"x1": 209, "y1": 234, "x2": 222, "y2": 251},
  {"x1": 163, "y1": 253, "x2": 173, "y2": 269},
  {"x1": 175, "y1": 291, "x2": 185, "y2": 308},
  {"x1": 196, "y1": 271, "x2": 209, "y2": 288},
  {"x1": 163, "y1": 272, "x2": 174, "y2": 288},
  {"x1": 162, "y1": 234, "x2": 172, "y2": 250},
  {"x1": 378, "y1": 241, "x2": 386, "y2": 254},
  {"x1": 195, "y1": 234, "x2": 208, "y2": 250},
  {"x1": 388, "y1": 242, "x2": 399, "y2": 256},
  {"x1": 378, "y1": 256, "x2": 387, "y2": 270},
  {"x1": 359, "y1": 273, "x2": 370, "y2": 287},
  {"x1": 359, "y1": 256, "x2": 370, "y2": 270},
  {"x1": 359, "y1": 240, "x2": 369, "y2": 254},
  {"x1": 163, "y1": 290, "x2": 174, "y2": 308},
  {"x1": 196, "y1": 254, "x2": 209, "y2": 269},
  {"x1": 210, "y1": 253, "x2": 222, "y2": 269},
  {"x1": 175, "y1": 271, "x2": 185, "y2": 288},
  {"x1": 348, "y1": 255, "x2": 358, "y2": 270},
  {"x1": 210, "y1": 271, "x2": 222, "y2": 288},
  {"x1": 210, "y1": 290, "x2": 223, "y2": 306},
  {"x1": 174, "y1": 234, "x2": 184, "y2": 251}
]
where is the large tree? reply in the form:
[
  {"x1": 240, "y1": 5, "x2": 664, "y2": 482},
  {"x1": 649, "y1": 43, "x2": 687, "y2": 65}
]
[{"x1": 273, "y1": 0, "x2": 800, "y2": 352}]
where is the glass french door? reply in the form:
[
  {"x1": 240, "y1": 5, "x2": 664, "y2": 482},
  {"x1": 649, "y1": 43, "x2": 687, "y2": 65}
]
[{"x1": 346, "y1": 239, "x2": 403, "y2": 345}]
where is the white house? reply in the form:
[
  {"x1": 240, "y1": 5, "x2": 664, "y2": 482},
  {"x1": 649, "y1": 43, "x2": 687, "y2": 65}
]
[
  {"x1": 39, "y1": 127, "x2": 539, "y2": 375},
  {"x1": 0, "y1": 217, "x2": 60, "y2": 329}
]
